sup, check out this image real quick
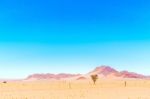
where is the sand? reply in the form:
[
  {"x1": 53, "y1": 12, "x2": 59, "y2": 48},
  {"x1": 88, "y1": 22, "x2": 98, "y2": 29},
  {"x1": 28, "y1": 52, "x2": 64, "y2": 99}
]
[{"x1": 0, "y1": 79, "x2": 150, "y2": 99}]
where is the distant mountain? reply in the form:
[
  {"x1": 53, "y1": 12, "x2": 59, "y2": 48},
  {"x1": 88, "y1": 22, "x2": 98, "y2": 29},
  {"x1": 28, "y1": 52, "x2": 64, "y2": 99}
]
[
  {"x1": 26, "y1": 73, "x2": 81, "y2": 80},
  {"x1": 26, "y1": 65, "x2": 149, "y2": 80},
  {"x1": 118, "y1": 71, "x2": 146, "y2": 78},
  {"x1": 88, "y1": 66, "x2": 118, "y2": 76},
  {"x1": 88, "y1": 65, "x2": 147, "y2": 79}
]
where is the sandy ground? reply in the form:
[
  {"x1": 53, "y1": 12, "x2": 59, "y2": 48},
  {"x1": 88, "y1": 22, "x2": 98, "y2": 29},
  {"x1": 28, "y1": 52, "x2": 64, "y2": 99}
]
[{"x1": 0, "y1": 79, "x2": 150, "y2": 99}]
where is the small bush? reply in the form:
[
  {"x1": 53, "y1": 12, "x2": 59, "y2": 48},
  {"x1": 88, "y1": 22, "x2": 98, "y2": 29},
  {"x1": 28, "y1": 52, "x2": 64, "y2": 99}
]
[{"x1": 3, "y1": 81, "x2": 7, "y2": 84}]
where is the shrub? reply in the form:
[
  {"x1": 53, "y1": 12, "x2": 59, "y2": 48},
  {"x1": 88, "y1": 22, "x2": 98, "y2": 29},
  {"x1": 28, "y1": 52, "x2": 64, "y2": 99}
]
[{"x1": 3, "y1": 81, "x2": 7, "y2": 84}]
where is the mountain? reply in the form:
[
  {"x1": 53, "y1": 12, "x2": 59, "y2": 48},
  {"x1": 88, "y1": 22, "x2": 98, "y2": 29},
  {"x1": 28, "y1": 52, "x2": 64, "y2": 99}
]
[
  {"x1": 88, "y1": 65, "x2": 147, "y2": 79},
  {"x1": 26, "y1": 65, "x2": 149, "y2": 80},
  {"x1": 88, "y1": 65, "x2": 118, "y2": 76},
  {"x1": 118, "y1": 71, "x2": 146, "y2": 78},
  {"x1": 26, "y1": 73, "x2": 81, "y2": 80}
]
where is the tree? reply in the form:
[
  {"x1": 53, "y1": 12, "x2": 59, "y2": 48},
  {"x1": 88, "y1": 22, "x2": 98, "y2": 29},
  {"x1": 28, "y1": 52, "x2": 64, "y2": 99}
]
[{"x1": 91, "y1": 74, "x2": 98, "y2": 85}]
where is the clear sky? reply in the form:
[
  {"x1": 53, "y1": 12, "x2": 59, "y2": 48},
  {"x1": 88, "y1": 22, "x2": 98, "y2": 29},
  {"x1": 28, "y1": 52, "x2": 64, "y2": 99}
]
[{"x1": 0, "y1": 0, "x2": 150, "y2": 79}]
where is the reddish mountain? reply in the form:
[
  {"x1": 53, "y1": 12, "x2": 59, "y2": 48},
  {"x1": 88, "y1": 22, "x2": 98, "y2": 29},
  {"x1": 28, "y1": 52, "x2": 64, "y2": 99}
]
[
  {"x1": 89, "y1": 66, "x2": 148, "y2": 79},
  {"x1": 88, "y1": 65, "x2": 119, "y2": 76},
  {"x1": 26, "y1": 65, "x2": 149, "y2": 80},
  {"x1": 118, "y1": 71, "x2": 146, "y2": 78},
  {"x1": 26, "y1": 73, "x2": 80, "y2": 80}
]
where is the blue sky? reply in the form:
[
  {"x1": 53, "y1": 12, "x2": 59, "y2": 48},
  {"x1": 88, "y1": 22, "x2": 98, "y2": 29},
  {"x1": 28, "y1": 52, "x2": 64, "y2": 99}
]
[{"x1": 0, "y1": 0, "x2": 150, "y2": 78}]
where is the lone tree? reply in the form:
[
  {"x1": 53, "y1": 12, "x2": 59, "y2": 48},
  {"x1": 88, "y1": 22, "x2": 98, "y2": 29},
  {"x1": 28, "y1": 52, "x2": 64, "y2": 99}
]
[{"x1": 91, "y1": 74, "x2": 98, "y2": 85}]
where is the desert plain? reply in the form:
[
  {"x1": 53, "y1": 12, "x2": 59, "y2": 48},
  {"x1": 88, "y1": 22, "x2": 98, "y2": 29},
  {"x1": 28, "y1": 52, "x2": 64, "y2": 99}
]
[{"x1": 0, "y1": 79, "x2": 150, "y2": 99}]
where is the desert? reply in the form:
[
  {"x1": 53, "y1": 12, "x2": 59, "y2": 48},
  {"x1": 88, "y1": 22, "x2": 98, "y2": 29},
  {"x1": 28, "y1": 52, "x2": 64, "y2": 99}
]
[{"x1": 1, "y1": 66, "x2": 150, "y2": 99}]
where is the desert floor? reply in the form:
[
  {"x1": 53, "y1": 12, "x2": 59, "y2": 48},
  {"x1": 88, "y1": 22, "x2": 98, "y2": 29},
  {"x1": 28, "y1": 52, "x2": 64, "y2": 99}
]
[{"x1": 0, "y1": 79, "x2": 150, "y2": 99}]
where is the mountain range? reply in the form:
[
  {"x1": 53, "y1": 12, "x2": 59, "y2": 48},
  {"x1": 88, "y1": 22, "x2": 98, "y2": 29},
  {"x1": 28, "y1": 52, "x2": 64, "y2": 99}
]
[{"x1": 26, "y1": 65, "x2": 149, "y2": 80}]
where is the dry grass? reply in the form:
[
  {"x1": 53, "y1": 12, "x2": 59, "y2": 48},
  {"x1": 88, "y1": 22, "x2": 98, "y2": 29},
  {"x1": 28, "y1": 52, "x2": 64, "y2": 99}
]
[{"x1": 0, "y1": 79, "x2": 150, "y2": 99}]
